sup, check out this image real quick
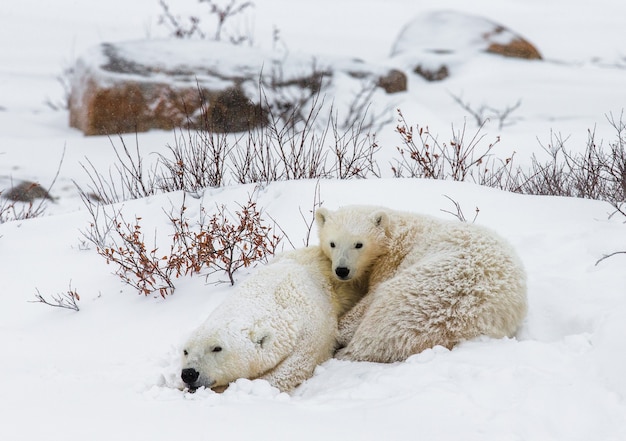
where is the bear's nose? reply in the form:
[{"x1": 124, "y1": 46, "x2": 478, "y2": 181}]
[
  {"x1": 181, "y1": 368, "x2": 200, "y2": 385},
  {"x1": 335, "y1": 267, "x2": 350, "y2": 279}
]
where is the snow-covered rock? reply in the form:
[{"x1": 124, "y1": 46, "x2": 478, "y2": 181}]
[
  {"x1": 69, "y1": 39, "x2": 406, "y2": 136},
  {"x1": 391, "y1": 10, "x2": 542, "y2": 81}
]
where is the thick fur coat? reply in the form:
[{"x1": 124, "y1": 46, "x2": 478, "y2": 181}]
[
  {"x1": 315, "y1": 205, "x2": 528, "y2": 363},
  {"x1": 180, "y1": 248, "x2": 338, "y2": 393}
]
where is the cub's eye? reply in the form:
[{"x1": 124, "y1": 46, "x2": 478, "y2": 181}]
[
  {"x1": 183, "y1": 350, "x2": 188, "y2": 356},
  {"x1": 330, "y1": 242, "x2": 336, "y2": 248},
  {"x1": 355, "y1": 243, "x2": 363, "y2": 249},
  {"x1": 212, "y1": 346, "x2": 222, "y2": 353}
]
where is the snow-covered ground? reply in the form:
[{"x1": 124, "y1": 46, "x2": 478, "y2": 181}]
[{"x1": 1, "y1": 1, "x2": 626, "y2": 440}]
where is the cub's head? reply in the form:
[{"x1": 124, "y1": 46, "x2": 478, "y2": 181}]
[
  {"x1": 315, "y1": 206, "x2": 389, "y2": 282},
  {"x1": 180, "y1": 319, "x2": 275, "y2": 392}
]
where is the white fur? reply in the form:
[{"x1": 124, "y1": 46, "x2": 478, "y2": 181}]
[
  {"x1": 316, "y1": 205, "x2": 528, "y2": 363},
  {"x1": 181, "y1": 249, "x2": 337, "y2": 392}
]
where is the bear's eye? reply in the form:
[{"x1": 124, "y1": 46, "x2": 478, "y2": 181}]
[
  {"x1": 330, "y1": 242, "x2": 336, "y2": 248},
  {"x1": 355, "y1": 242, "x2": 363, "y2": 249},
  {"x1": 212, "y1": 346, "x2": 222, "y2": 353},
  {"x1": 183, "y1": 349, "x2": 188, "y2": 356}
]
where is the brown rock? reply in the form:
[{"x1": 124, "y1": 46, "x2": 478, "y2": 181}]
[
  {"x1": 3, "y1": 181, "x2": 53, "y2": 202},
  {"x1": 70, "y1": 80, "x2": 203, "y2": 135},
  {"x1": 68, "y1": 41, "x2": 273, "y2": 136},
  {"x1": 413, "y1": 65, "x2": 449, "y2": 82},
  {"x1": 376, "y1": 69, "x2": 407, "y2": 93},
  {"x1": 486, "y1": 32, "x2": 542, "y2": 60},
  {"x1": 204, "y1": 87, "x2": 267, "y2": 133}
]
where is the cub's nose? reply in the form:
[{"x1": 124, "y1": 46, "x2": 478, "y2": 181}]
[
  {"x1": 181, "y1": 368, "x2": 200, "y2": 385},
  {"x1": 335, "y1": 267, "x2": 350, "y2": 279}
]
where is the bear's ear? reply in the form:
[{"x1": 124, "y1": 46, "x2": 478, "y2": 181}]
[
  {"x1": 257, "y1": 335, "x2": 269, "y2": 348},
  {"x1": 315, "y1": 207, "x2": 329, "y2": 227},
  {"x1": 249, "y1": 327, "x2": 271, "y2": 349},
  {"x1": 372, "y1": 211, "x2": 389, "y2": 231}
]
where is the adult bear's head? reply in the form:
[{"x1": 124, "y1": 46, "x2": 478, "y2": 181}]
[
  {"x1": 180, "y1": 317, "x2": 276, "y2": 392},
  {"x1": 179, "y1": 268, "x2": 303, "y2": 392}
]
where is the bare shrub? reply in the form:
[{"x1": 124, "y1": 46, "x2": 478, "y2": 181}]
[
  {"x1": 158, "y1": 0, "x2": 254, "y2": 44},
  {"x1": 0, "y1": 148, "x2": 64, "y2": 224},
  {"x1": 77, "y1": 190, "x2": 115, "y2": 249},
  {"x1": 44, "y1": 62, "x2": 74, "y2": 111},
  {"x1": 440, "y1": 195, "x2": 479, "y2": 223},
  {"x1": 230, "y1": 91, "x2": 380, "y2": 184},
  {"x1": 93, "y1": 210, "x2": 178, "y2": 297},
  {"x1": 341, "y1": 79, "x2": 395, "y2": 133},
  {"x1": 265, "y1": 95, "x2": 330, "y2": 180},
  {"x1": 171, "y1": 197, "x2": 282, "y2": 285},
  {"x1": 330, "y1": 111, "x2": 381, "y2": 179},
  {"x1": 31, "y1": 282, "x2": 80, "y2": 312},
  {"x1": 511, "y1": 111, "x2": 626, "y2": 265},
  {"x1": 299, "y1": 180, "x2": 323, "y2": 247},
  {"x1": 392, "y1": 109, "x2": 513, "y2": 184},
  {"x1": 201, "y1": 0, "x2": 254, "y2": 43},
  {"x1": 0, "y1": 197, "x2": 47, "y2": 224},
  {"x1": 600, "y1": 111, "x2": 626, "y2": 218},
  {"x1": 513, "y1": 132, "x2": 584, "y2": 197},
  {"x1": 80, "y1": 135, "x2": 158, "y2": 204},
  {"x1": 230, "y1": 125, "x2": 281, "y2": 184},
  {"x1": 260, "y1": 180, "x2": 324, "y2": 250},
  {"x1": 157, "y1": 126, "x2": 231, "y2": 192},
  {"x1": 263, "y1": 59, "x2": 331, "y2": 128},
  {"x1": 82, "y1": 191, "x2": 282, "y2": 295},
  {"x1": 229, "y1": 93, "x2": 322, "y2": 184},
  {"x1": 158, "y1": 0, "x2": 204, "y2": 39},
  {"x1": 76, "y1": 75, "x2": 379, "y2": 199},
  {"x1": 515, "y1": 112, "x2": 626, "y2": 218},
  {"x1": 450, "y1": 92, "x2": 522, "y2": 130}
]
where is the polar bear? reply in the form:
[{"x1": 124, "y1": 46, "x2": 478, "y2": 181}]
[
  {"x1": 180, "y1": 248, "x2": 339, "y2": 393},
  {"x1": 315, "y1": 205, "x2": 527, "y2": 363}
]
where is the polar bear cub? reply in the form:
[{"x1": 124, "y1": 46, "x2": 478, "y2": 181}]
[
  {"x1": 180, "y1": 249, "x2": 337, "y2": 393},
  {"x1": 315, "y1": 205, "x2": 527, "y2": 363}
]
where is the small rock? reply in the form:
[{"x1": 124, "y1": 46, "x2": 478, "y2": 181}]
[
  {"x1": 3, "y1": 181, "x2": 53, "y2": 203},
  {"x1": 413, "y1": 65, "x2": 449, "y2": 82},
  {"x1": 485, "y1": 28, "x2": 541, "y2": 60},
  {"x1": 376, "y1": 69, "x2": 407, "y2": 93}
]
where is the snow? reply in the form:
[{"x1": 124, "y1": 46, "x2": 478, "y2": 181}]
[{"x1": 1, "y1": 0, "x2": 626, "y2": 440}]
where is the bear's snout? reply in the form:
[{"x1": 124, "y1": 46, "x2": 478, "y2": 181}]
[
  {"x1": 181, "y1": 368, "x2": 200, "y2": 386},
  {"x1": 335, "y1": 267, "x2": 350, "y2": 280}
]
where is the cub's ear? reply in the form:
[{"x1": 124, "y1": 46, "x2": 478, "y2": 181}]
[
  {"x1": 372, "y1": 211, "x2": 389, "y2": 231},
  {"x1": 315, "y1": 207, "x2": 329, "y2": 227}
]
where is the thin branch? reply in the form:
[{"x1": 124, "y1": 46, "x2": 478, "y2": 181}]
[
  {"x1": 595, "y1": 251, "x2": 626, "y2": 266},
  {"x1": 31, "y1": 283, "x2": 80, "y2": 312},
  {"x1": 299, "y1": 179, "x2": 323, "y2": 246},
  {"x1": 440, "y1": 194, "x2": 479, "y2": 223}
]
